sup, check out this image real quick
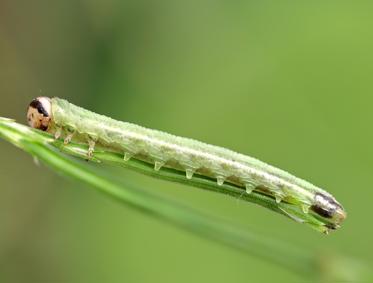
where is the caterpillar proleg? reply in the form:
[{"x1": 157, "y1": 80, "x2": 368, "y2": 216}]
[{"x1": 27, "y1": 97, "x2": 346, "y2": 232}]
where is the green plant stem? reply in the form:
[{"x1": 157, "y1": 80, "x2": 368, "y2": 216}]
[
  {"x1": 3, "y1": 117, "x2": 370, "y2": 281},
  {"x1": 27, "y1": 142, "x2": 316, "y2": 276},
  {"x1": 0, "y1": 117, "x2": 319, "y2": 277}
]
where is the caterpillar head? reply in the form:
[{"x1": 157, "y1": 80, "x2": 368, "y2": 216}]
[{"x1": 27, "y1": 97, "x2": 52, "y2": 131}]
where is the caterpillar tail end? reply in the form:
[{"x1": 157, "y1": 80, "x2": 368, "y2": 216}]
[{"x1": 311, "y1": 193, "x2": 347, "y2": 232}]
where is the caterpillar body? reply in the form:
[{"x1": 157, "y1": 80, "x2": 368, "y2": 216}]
[{"x1": 27, "y1": 97, "x2": 346, "y2": 231}]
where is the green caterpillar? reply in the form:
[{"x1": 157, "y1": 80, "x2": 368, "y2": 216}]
[{"x1": 27, "y1": 97, "x2": 346, "y2": 231}]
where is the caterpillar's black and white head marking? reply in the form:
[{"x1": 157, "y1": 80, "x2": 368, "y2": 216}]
[
  {"x1": 27, "y1": 97, "x2": 52, "y2": 131},
  {"x1": 311, "y1": 193, "x2": 346, "y2": 229}
]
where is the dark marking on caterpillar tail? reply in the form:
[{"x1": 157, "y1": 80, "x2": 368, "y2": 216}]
[
  {"x1": 311, "y1": 204, "x2": 333, "y2": 218},
  {"x1": 311, "y1": 193, "x2": 346, "y2": 226},
  {"x1": 325, "y1": 223, "x2": 338, "y2": 230}
]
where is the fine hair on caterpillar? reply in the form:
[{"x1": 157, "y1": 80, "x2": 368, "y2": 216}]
[{"x1": 27, "y1": 97, "x2": 347, "y2": 233}]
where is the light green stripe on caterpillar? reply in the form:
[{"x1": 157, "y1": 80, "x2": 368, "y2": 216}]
[{"x1": 27, "y1": 97, "x2": 347, "y2": 233}]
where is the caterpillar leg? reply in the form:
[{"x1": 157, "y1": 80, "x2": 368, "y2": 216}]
[
  {"x1": 154, "y1": 161, "x2": 165, "y2": 171},
  {"x1": 275, "y1": 195, "x2": 283, "y2": 204},
  {"x1": 54, "y1": 127, "x2": 62, "y2": 140},
  {"x1": 301, "y1": 204, "x2": 310, "y2": 214},
  {"x1": 64, "y1": 131, "x2": 74, "y2": 145},
  {"x1": 216, "y1": 176, "x2": 225, "y2": 186},
  {"x1": 245, "y1": 182, "x2": 256, "y2": 194},
  {"x1": 87, "y1": 139, "x2": 96, "y2": 158},
  {"x1": 185, "y1": 168, "x2": 195, "y2": 179},
  {"x1": 123, "y1": 152, "x2": 133, "y2": 161}
]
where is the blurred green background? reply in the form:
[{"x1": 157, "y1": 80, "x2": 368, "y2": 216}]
[{"x1": 1, "y1": 1, "x2": 372, "y2": 282}]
